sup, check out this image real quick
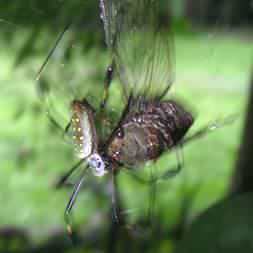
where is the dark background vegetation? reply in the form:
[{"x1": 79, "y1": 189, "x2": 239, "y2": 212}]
[{"x1": 0, "y1": 0, "x2": 252, "y2": 252}]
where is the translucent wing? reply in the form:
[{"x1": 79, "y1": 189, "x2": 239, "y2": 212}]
[
  {"x1": 100, "y1": 0, "x2": 119, "y2": 50},
  {"x1": 101, "y1": 0, "x2": 175, "y2": 101}
]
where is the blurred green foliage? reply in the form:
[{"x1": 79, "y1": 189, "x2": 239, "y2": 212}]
[{"x1": 176, "y1": 192, "x2": 253, "y2": 253}]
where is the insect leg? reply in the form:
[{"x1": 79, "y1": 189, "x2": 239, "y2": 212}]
[
  {"x1": 100, "y1": 62, "x2": 114, "y2": 111},
  {"x1": 55, "y1": 159, "x2": 85, "y2": 188},
  {"x1": 147, "y1": 166, "x2": 157, "y2": 227},
  {"x1": 123, "y1": 147, "x2": 184, "y2": 185},
  {"x1": 123, "y1": 170, "x2": 151, "y2": 184},
  {"x1": 182, "y1": 114, "x2": 237, "y2": 146},
  {"x1": 151, "y1": 114, "x2": 238, "y2": 182},
  {"x1": 158, "y1": 145, "x2": 184, "y2": 181}
]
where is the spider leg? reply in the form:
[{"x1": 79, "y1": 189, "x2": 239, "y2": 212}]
[
  {"x1": 109, "y1": 171, "x2": 148, "y2": 239},
  {"x1": 36, "y1": 21, "x2": 73, "y2": 81},
  {"x1": 64, "y1": 120, "x2": 72, "y2": 135},
  {"x1": 110, "y1": 170, "x2": 120, "y2": 223},
  {"x1": 46, "y1": 109, "x2": 72, "y2": 141},
  {"x1": 46, "y1": 110, "x2": 64, "y2": 133},
  {"x1": 64, "y1": 168, "x2": 88, "y2": 237},
  {"x1": 55, "y1": 159, "x2": 85, "y2": 188}
]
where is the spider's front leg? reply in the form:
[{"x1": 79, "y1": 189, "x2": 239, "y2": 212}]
[{"x1": 54, "y1": 159, "x2": 85, "y2": 188}]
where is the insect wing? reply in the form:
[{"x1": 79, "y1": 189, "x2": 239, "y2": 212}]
[
  {"x1": 100, "y1": 0, "x2": 119, "y2": 50},
  {"x1": 102, "y1": 0, "x2": 175, "y2": 101}
]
